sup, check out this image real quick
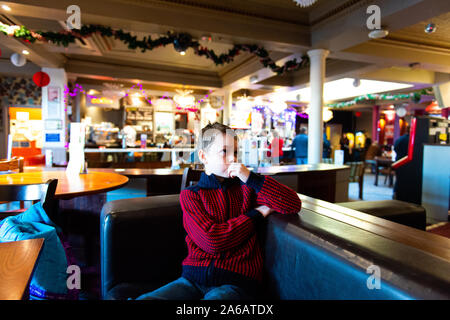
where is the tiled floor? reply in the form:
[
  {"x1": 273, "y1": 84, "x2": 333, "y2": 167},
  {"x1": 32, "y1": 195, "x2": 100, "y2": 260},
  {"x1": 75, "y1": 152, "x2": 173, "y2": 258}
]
[{"x1": 348, "y1": 171, "x2": 394, "y2": 202}]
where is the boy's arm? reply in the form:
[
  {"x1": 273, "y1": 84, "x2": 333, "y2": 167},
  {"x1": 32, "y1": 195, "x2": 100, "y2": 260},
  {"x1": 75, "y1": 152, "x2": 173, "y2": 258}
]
[
  {"x1": 245, "y1": 171, "x2": 302, "y2": 215},
  {"x1": 180, "y1": 189, "x2": 263, "y2": 255}
]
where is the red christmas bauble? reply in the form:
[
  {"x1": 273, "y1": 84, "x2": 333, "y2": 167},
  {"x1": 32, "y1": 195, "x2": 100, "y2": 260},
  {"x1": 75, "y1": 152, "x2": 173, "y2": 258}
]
[{"x1": 33, "y1": 71, "x2": 50, "y2": 87}]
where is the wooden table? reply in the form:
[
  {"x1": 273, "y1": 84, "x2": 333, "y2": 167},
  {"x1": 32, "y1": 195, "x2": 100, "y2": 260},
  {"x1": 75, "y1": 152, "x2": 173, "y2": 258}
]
[
  {"x1": 0, "y1": 238, "x2": 44, "y2": 300},
  {"x1": 91, "y1": 163, "x2": 350, "y2": 203},
  {"x1": 374, "y1": 156, "x2": 394, "y2": 187},
  {"x1": 4, "y1": 169, "x2": 129, "y2": 200}
]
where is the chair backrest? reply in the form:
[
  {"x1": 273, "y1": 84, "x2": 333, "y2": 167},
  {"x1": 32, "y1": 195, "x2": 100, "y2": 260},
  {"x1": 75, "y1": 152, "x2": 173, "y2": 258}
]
[
  {"x1": 0, "y1": 179, "x2": 58, "y2": 223},
  {"x1": 345, "y1": 161, "x2": 365, "y2": 182},
  {"x1": 0, "y1": 157, "x2": 24, "y2": 172},
  {"x1": 180, "y1": 167, "x2": 204, "y2": 192},
  {"x1": 365, "y1": 143, "x2": 382, "y2": 160}
]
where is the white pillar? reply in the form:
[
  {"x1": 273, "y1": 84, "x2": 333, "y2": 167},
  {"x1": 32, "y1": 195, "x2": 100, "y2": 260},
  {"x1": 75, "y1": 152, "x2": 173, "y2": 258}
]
[
  {"x1": 307, "y1": 49, "x2": 329, "y2": 164},
  {"x1": 223, "y1": 89, "x2": 233, "y2": 126},
  {"x1": 41, "y1": 68, "x2": 68, "y2": 165}
]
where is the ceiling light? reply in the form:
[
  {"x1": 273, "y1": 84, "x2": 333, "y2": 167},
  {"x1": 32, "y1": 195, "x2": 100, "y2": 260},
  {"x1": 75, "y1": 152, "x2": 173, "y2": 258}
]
[
  {"x1": 22, "y1": 50, "x2": 30, "y2": 55},
  {"x1": 2, "y1": 5, "x2": 11, "y2": 11},
  {"x1": 304, "y1": 107, "x2": 334, "y2": 122},
  {"x1": 425, "y1": 23, "x2": 436, "y2": 34},
  {"x1": 292, "y1": 0, "x2": 318, "y2": 8},
  {"x1": 250, "y1": 75, "x2": 258, "y2": 84},
  {"x1": 368, "y1": 29, "x2": 389, "y2": 39},
  {"x1": 173, "y1": 89, "x2": 195, "y2": 109},
  {"x1": 180, "y1": 51, "x2": 186, "y2": 56},
  {"x1": 235, "y1": 95, "x2": 253, "y2": 110}
]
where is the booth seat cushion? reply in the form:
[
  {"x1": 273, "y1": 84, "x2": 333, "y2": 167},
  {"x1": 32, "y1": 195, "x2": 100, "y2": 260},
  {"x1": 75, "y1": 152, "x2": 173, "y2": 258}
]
[{"x1": 338, "y1": 200, "x2": 426, "y2": 230}]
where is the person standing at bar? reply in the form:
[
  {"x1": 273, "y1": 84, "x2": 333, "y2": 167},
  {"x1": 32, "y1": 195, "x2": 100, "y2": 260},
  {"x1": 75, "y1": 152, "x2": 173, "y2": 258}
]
[
  {"x1": 268, "y1": 130, "x2": 284, "y2": 164},
  {"x1": 292, "y1": 127, "x2": 308, "y2": 164}
]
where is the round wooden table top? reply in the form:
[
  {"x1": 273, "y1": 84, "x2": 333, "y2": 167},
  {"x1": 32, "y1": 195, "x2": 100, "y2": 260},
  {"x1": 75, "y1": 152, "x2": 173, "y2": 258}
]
[{"x1": 0, "y1": 170, "x2": 129, "y2": 200}]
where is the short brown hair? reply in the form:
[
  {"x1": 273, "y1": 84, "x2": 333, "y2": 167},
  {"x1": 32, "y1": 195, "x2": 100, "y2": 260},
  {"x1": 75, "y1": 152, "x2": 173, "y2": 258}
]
[{"x1": 198, "y1": 122, "x2": 236, "y2": 151}]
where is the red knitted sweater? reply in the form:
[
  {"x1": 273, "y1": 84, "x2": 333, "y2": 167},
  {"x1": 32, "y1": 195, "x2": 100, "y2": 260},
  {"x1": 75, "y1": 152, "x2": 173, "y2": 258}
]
[{"x1": 180, "y1": 171, "x2": 302, "y2": 290}]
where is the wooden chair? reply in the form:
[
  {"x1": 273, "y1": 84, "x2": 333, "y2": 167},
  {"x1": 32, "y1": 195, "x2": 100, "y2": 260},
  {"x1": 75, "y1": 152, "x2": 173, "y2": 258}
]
[
  {"x1": 0, "y1": 157, "x2": 24, "y2": 173},
  {"x1": 0, "y1": 179, "x2": 59, "y2": 226},
  {"x1": 180, "y1": 167, "x2": 204, "y2": 192},
  {"x1": 345, "y1": 161, "x2": 365, "y2": 200},
  {"x1": 364, "y1": 143, "x2": 382, "y2": 173}
]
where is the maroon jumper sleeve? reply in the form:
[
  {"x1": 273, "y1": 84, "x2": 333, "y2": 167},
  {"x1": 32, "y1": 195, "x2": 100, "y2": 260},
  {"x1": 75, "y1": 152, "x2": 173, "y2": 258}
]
[
  {"x1": 245, "y1": 171, "x2": 302, "y2": 214},
  {"x1": 180, "y1": 189, "x2": 262, "y2": 255}
]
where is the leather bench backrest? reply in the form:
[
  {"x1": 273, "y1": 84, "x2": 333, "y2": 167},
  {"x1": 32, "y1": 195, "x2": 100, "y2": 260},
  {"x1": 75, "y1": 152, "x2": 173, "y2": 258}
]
[
  {"x1": 262, "y1": 209, "x2": 414, "y2": 299},
  {"x1": 101, "y1": 194, "x2": 449, "y2": 299},
  {"x1": 101, "y1": 194, "x2": 187, "y2": 298}
]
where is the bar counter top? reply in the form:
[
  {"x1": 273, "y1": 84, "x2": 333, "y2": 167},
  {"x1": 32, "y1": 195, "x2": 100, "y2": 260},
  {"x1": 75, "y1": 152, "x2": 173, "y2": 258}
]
[{"x1": 73, "y1": 163, "x2": 349, "y2": 176}]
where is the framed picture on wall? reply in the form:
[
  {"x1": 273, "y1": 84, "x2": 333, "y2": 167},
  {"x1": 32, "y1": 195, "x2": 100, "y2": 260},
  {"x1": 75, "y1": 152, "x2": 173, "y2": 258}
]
[{"x1": 48, "y1": 86, "x2": 60, "y2": 103}]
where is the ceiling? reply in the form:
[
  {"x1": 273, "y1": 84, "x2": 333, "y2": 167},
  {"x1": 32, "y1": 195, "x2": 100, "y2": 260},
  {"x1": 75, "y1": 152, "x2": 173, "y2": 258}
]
[{"x1": 0, "y1": 0, "x2": 449, "y2": 102}]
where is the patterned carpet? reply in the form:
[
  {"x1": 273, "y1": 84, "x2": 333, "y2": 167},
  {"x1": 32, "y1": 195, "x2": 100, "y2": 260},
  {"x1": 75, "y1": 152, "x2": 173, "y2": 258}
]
[{"x1": 427, "y1": 222, "x2": 450, "y2": 239}]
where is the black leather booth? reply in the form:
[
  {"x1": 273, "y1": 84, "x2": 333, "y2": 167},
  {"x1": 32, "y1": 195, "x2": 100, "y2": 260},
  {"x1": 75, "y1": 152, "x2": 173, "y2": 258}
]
[{"x1": 101, "y1": 194, "x2": 450, "y2": 300}]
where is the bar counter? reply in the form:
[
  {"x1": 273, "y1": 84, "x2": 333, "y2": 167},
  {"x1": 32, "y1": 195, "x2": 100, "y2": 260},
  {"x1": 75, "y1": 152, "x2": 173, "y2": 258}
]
[{"x1": 91, "y1": 163, "x2": 350, "y2": 202}]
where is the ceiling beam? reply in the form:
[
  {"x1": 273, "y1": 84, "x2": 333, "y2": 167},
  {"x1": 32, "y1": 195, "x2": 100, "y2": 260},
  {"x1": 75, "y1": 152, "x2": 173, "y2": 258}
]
[
  {"x1": 258, "y1": 59, "x2": 375, "y2": 89},
  {"x1": 3, "y1": 0, "x2": 311, "y2": 50},
  {"x1": 0, "y1": 33, "x2": 66, "y2": 68},
  {"x1": 311, "y1": 0, "x2": 450, "y2": 52},
  {"x1": 65, "y1": 59, "x2": 222, "y2": 88},
  {"x1": 342, "y1": 39, "x2": 450, "y2": 74},
  {"x1": 0, "y1": 59, "x2": 41, "y2": 76},
  {"x1": 360, "y1": 67, "x2": 437, "y2": 84}
]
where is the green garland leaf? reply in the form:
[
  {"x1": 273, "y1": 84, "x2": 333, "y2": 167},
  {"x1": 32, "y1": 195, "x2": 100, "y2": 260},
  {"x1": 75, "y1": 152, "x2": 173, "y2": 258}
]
[{"x1": 3, "y1": 23, "x2": 309, "y2": 75}]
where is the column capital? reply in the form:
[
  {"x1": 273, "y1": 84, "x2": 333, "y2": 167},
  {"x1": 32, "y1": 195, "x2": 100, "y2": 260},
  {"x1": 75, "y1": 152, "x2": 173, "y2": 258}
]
[{"x1": 307, "y1": 49, "x2": 330, "y2": 59}]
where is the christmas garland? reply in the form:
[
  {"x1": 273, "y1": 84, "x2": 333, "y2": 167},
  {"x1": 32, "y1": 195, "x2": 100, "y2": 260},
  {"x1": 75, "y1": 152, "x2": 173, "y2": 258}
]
[
  {"x1": 0, "y1": 22, "x2": 309, "y2": 75},
  {"x1": 327, "y1": 88, "x2": 434, "y2": 109}
]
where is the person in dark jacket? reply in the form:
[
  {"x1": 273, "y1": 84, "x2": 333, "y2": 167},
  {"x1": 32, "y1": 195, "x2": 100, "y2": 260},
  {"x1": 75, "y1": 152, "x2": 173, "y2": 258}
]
[
  {"x1": 393, "y1": 126, "x2": 410, "y2": 199},
  {"x1": 292, "y1": 127, "x2": 308, "y2": 164}
]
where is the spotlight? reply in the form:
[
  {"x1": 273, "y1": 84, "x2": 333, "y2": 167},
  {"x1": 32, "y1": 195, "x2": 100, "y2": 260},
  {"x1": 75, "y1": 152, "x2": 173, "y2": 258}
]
[
  {"x1": 2, "y1": 5, "x2": 11, "y2": 11},
  {"x1": 22, "y1": 50, "x2": 30, "y2": 55},
  {"x1": 180, "y1": 51, "x2": 186, "y2": 56},
  {"x1": 425, "y1": 23, "x2": 436, "y2": 34},
  {"x1": 368, "y1": 29, "x2": 389, "y2": 39}
]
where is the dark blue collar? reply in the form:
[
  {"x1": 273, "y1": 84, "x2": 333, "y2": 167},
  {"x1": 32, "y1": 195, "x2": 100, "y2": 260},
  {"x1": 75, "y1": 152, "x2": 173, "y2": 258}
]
[{"x1": 197, "y1": 172, "x2": 241, "y2": 190}]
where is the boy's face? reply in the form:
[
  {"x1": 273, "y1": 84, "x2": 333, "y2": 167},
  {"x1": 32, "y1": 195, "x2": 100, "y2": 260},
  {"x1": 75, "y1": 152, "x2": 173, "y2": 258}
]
[{"x1": 199, "y1": 133, "x2": 238, "y2": 178}]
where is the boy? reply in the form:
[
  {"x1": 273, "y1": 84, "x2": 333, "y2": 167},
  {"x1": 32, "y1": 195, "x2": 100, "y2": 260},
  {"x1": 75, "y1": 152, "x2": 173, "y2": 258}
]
[{"x1": 137, "y1": 122, "x2": 301, "y2": 300}]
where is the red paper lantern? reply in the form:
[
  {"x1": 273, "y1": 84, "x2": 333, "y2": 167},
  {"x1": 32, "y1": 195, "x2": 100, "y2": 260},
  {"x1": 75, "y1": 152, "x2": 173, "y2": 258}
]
[
  {"x1": 355, "y1": 111, "x2": 362, "y2": 117},
  {"x1": 33, "y1": 71, "x2": 50, "y2": 87}
]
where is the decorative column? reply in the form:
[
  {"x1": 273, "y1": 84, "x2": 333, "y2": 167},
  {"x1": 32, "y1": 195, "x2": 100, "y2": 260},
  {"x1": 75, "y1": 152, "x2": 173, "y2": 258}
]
[
  {"x1": 307, "y1": 49, "x2": 329, "y2": 164},
  {"x1": 41, "y1": 68, "x2": 68, "y2": 165},
  {"x1": 372, "y1": 105, "x2": 380, "y2": 143},
  {"x1": 393, "y1": 113, "x2": 401, "y2": 141},
  {"x1": 223, "y1": 89, "x2": 233, "y2": 126}
]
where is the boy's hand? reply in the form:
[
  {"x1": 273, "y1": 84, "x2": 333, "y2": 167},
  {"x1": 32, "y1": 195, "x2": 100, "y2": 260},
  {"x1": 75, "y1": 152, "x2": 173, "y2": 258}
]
[
  {"x1": 227, "y1": 163, "x2": 251, "y2": 183},
  {"x1": 255, "y1": 205, "x2": 274, "y2": 218}
]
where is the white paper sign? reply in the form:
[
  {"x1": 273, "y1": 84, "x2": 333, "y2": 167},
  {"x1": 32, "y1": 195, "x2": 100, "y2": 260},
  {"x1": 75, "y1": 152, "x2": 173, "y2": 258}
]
[
  {"x1": 334, "y1": 150, "x2": 344, "y2": 165},
  {"x1": 66, "y1": 122, "x2": 86, "y2": 174}
]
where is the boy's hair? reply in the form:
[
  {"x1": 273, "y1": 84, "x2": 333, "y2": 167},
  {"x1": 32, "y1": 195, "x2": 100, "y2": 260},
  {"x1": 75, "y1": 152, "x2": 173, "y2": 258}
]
[{"x1": 198, "y1": 122, "x2": 236, "y2": 151}]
